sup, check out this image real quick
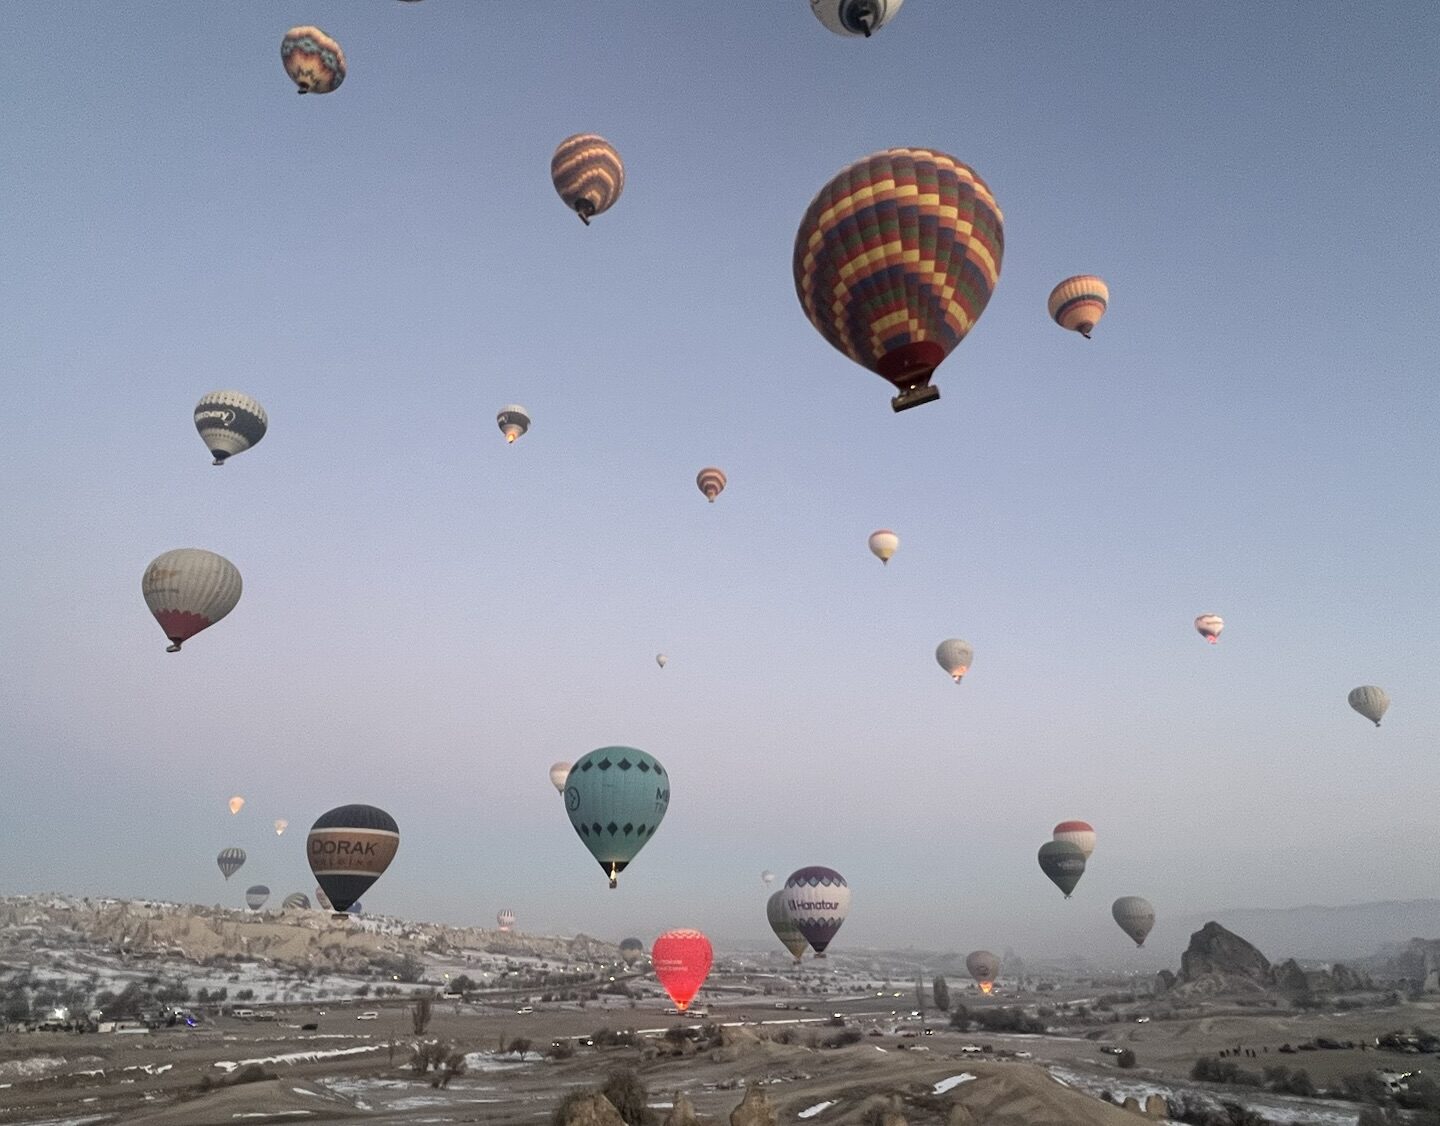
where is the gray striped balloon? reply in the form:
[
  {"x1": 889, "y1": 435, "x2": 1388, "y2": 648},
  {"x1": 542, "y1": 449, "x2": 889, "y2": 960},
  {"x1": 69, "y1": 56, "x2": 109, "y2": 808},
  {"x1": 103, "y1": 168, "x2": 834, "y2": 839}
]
[{"x1": 551, "y1": 134, "x2": 624, "y2": 225}]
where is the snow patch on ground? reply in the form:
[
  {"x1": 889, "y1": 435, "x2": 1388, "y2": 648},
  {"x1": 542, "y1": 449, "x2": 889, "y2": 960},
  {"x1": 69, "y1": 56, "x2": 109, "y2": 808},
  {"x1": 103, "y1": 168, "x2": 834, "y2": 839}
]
[
  {"x1": 1048, "y1": 1066, "x2": 1361, "y2": 1126},
  {"x1": 798, "y1": 1101, "x2": 837, "y2": 1118},
  {"x1": 0, "y1": 1056, "x2": 69, "y2": 1079},
  {"x1": 932, "y1": 1075, "x2": 976, "y2": 1094},
  {"x1": 213, "y1": 1044, "x2": 382, "y2": 1072}
]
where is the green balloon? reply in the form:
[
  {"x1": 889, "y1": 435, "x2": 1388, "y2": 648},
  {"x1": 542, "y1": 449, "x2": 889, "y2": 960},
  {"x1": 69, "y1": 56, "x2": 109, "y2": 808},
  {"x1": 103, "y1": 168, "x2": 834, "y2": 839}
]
[
  {"x1": 767, "y1": 889, "x2": 809, "y2": 962},
  {"x1": 1038, "y1": 840, "x2": 1086, "y2": 898},
  {"x1": 564, "y1": 746, "x2": 669, "y2": 887}
]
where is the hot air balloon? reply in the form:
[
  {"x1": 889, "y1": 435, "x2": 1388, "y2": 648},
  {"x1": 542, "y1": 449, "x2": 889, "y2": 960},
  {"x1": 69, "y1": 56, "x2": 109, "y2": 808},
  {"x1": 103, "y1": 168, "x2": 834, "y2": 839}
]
[
  {"x1": 282, "y1": 892, "x2": 311, "y2": 910},
  {"x1": 1348, "y1": 686, "x2": 1390, "y2": 727},
  {"x1": 564, "y1": 747, "x2": 669, "y2": 887},
  {"x1": 808, "y1": 0, "x2": 905, "y2": 37},
  {"x1": 794, "y1": 148, "x2": 1003, "y2": 412},
  {"x1": 314, "y1": 885, "x2": 332, "y2": 912},
  {"x1": 348, "y1": 901, "x2": 363, "y2": 915},
  {"x1": 782, "y1": 867, "x2": 850, "y2": 957},
  {"x1": 1112, "y1": 897, "x2": 1155, "y2": 947},
  {"x1": 497, "y1": 909, "x2": 516, "y2": 932},
  {"x1": 143, "y1": 549, "x2": 242, "y2": 653},
  {"x1": 549, "y1": 761, "x2": 572, "y2": 794},
  {"x1": 619, "y1": 937, "x2": 645, "y2": 966},
  {"x1": 1195, "y1": 614, "x2": 1224, "y2": 644},
  {"x1": 228, "y1": 796, "x2": 245, "y2": 816},
  {"x1": 281, "y1": 26, "x2": 345, "y2": 94},
  {"x1": 273, "y1": 819, "x2": 288, "y2": 836},
  {"x1": 1048, "y1": 275, "x2": 1109, "y2": 339},
  {"x1": 551, "y1": 134, "x2": 624, "y2": 225},
  {"x1": 766, "y1": 889, "x2": 809, "y2": 963},
  {"x1": 656, "y1": 653, "x2": 668, "y2": 669},
  {"x1": 965, "y1": 950, "x2": 1001, "y2": 994},
  {"x1": 1038, "y1": 840, "x2": 1086, "y2": 899},
  {"x1": 868, "y1": 530, "x2": 899, "y2": 565},
  {"x1": 1052, "y1": 820, "x2": 1095, "y2": 860},
  {"x1": 245, "y1": 885, "x2": 270, "y2": 911},
  {"x1": 497, "y1": 405, "x2": 531, "y2": 444},
  {"x1": 761, "y1": 870, "x2": 776, "y2": 886},
  {"x1": 217, "y1": 848, "x2": 246, "y2": 880},
  {"x1": 307, "y1": 804, "x2": 399, "y2": 917},
  {"x1": 652, "y1": 929, "x2": 713, "y2": 1013},
  {"x1": 696, "y1": 467, "x2": 726, "y2": 502},
  {"x1": 935, "y1": 639, "x2": 974, "y2": 683},
  {"x1": 194, "y1": 391, "x2": 267, "y2": 466}
]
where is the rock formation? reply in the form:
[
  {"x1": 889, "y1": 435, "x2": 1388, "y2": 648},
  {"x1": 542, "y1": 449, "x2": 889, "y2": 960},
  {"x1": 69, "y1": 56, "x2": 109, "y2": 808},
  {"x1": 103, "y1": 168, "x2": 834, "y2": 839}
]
[
  {"x1": 665, "y1": 1094, "x2": 700, "y2": 1126},
  {"x1": 559, "y1": 1094, "x2": 628, "y2": 1126},
  {"x1": 729, "y1": 1087, "x2": 776, "y2": 1126}
]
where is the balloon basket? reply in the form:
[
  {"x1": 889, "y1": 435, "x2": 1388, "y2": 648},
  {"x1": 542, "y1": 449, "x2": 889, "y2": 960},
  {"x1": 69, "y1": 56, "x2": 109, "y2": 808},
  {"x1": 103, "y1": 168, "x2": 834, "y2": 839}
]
[{"x1": 891, "y1": 384, "x2": 940, "y2": 412}]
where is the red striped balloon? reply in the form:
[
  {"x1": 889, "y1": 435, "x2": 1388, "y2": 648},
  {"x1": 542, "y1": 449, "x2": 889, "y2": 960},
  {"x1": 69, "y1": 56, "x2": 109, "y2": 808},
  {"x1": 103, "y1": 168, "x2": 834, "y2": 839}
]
[
  {"x1": 696, "y1": 467, "x2": 726, "y2": 503},
  {"x1": 794, "y1": 148, "x2": 1004, "y2": 411},
  {"x1": 652, "y1": 929, "x2": 713, "y2": 1012}
]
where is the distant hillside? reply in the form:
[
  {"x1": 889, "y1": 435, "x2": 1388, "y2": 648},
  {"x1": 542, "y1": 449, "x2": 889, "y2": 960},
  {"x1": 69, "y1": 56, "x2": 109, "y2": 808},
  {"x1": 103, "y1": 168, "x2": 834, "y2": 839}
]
[{"x1": 1169, "y1": 900, "x2": 1440, "y2": 961}]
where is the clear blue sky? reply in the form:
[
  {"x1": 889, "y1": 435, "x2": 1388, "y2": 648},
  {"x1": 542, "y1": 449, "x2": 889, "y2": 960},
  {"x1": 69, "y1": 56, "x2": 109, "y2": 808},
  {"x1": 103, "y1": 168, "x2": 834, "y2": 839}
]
[{"x1": 2, "y1": 1, "x2": 1437, "y2": 962}]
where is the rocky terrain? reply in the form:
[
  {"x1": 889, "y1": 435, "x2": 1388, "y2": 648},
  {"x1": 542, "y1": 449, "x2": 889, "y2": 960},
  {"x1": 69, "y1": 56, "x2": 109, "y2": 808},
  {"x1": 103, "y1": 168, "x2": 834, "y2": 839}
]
[{"x1": 1155, "y1": 921, "x2": 1375, "y2": 1000}]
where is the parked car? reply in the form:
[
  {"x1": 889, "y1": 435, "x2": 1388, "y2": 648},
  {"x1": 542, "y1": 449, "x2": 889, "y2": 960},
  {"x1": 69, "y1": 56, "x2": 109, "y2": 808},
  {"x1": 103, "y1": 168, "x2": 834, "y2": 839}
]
[
  {"x1": 516, "y1": 1006, "x2": 534, "y2": 1014},
  {"x1": 357, "y1": 1011, "x2": 379, "y2": 1021}
]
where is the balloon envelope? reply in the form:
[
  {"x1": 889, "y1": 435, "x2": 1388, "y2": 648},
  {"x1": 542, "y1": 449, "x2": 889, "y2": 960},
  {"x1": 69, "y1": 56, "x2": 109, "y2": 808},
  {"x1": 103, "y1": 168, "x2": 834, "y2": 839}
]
[
  {"x1": 1038, "y1": 840, "x2": 1086, "y2": 898},
  {"x1": 497, "y1": 909, "x2": 516, "y2": 932},
  {"x1": 1112, "y1": 897, "x2": 1155, "y2": 947},
  {"x1": 282, "y1": 892, "x2": 311, "y2": 910},
  {"x1": 274, "y1": 819, "x2": 288, "y2": 836},
  {"x1": 1195, "y1": 614, "x2": 1224, "y2": 644},
  {"x1": 144, "y1": 549, "x2": 242, "y2": 652},
  {"x1": 782, "y1": 867, "x2": 850, "y2": 956},
  {"x1": 766, "y1": 889, "x2": 809, "y2": 962},
  {"x1": 217, "y1": 848, "x2": 246, "y2": 880},
  {"x1": 794, "y1": 148, "x2": 1003, "y2": 411},
  {"x1": 761, "y1": 869, "x2": 775, "y2": 886},
  {"x1": 564, "y1": 746, "x2": 669, "y2": 887},
  {"x1": 656, "y1": 653, "x2": 668, "y2": 668},
  {"x1": 696, "y1": 467, "x2": 726, "y2": 502},
  {"x1": 809, "y1": 0, "x2": 905, "y2": 36},
  {"x1": 228, "y1": 796, "x2": 245, "y2": 816},
  {"x1": 549, "y1": 762, "x2": 572, "y2": 793},
  {"x1": 1348, "y1": 685, "x2": 1390, "y2": 727},
  {"x1": 281, "y1": 26, "x2": 345, "y2": 94},
  {"x1": 194, "y1": 391, "x2": 267, "y2": 465},
  {"x1": 307, "y1": 804, "x2": 399, "y2": 915},
  {"x1": 245, "y1": 885, "x2": 270, "y2": 910},
  {"x1": 935, "y1": 639, "x2": 974, "y2": 683},
  {"x1": 314, "y1": 885, "x2": 332, "y2": 912},
  {"x1": 868, "y1": 530, "x2": 898, "y2": 564},
  {"x1": 1052, "y1": 820, "x2": 1095, "y2": 860},
  {"x1": 966, "y1": 950, "x2": 1001, "y2": 993},
  {"x1": 1048, "y1": 275, "x2": 1110, "y2": 338},
  {"x1": 551, "y1": 134, "x2": 624, "y2": 224},
  {"x1": 619, "y1": 937, "x2": 645, "y2": 966},
  {"x1": 497, "y1": 405, "x2": 531, "y2": 444},
  {"x1": 652, "y1": 929, "x2": 713, "y2": 1012}
]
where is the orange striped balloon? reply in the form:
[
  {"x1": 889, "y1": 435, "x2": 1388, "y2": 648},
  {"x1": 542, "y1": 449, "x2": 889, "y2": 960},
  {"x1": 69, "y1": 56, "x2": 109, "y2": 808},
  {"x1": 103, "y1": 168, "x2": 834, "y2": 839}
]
[
  {"x1": 793, "y1": 148, "x2": 1004, "y2": 412},
  {"x1": 551, "y1": 134, "x2": 625, "y2": 225},
  {"x1": 696, "y1": 467, "x2": 726, "y2": 503},
  {"x1": 1048, "y1": 275, "x2": 1109, "y2": 338}
]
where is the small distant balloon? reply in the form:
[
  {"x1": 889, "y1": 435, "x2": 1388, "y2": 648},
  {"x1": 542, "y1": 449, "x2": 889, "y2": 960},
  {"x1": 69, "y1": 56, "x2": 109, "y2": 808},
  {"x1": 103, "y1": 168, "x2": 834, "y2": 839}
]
[
  {"x1": 1048, "y1": 275, "x2": 1110, "y2": 339},
  {"x1": 217, "y1": 848, "x2": 246, "y2": 880},
  {"x1": 1348, "y1": 685, "x2": 1390, "y2": 727},
  {"x1": 245, "y1": 885, "x2": 270, "y2": 911},
  {"x1": 767, "y1": 889, "x2": 809, "y2": 963},
  {"x1": 348, "y1": 901, "x2": 363, "y2": 915},
  {"x1": 228, "y1": 796, "x2": 245, "y2": 816},
  {"x1": 868, "y1": 530, "x2": 898, "y2": 565},
  {"x1": 1112, "y1": 897, "x2": 1155, "y2": 947},
  {"x1": 497, "y1": 909, "x2": 516, "y2": 932},
  {"x1": 1052, "y1": 820, "x2": 1095, "y2": 860},
  {"x1": 497, "y1": 405, "x2": 531, "y2": 444},
  {"x1": 808, "y1": 0, "x2": 905, "y2": 37},
  {"x1": 549, "y1": 761, "x2": 572, "y2": 794},
  {"x1": 656, "y1": 653, "x2": 668, "y2": 669},
  {"x1": 652, "y1": 929, "x2": 713, "y2": 1012},
  {"x1": 935, "y1": 639, "x2": 974, "y2": 683},
  {"x1": 1195, "y1": 614, "x2": 1224, "y2": 644},
  {"x1": 282, "y1": 892, "x2": 311, "y2": 910},
  {"x1": 551, "y1": 134, "x2": 624, "y2": 225},
  {"x1": 194, "y1": 391, "x2": 267, "y2": 466},
  {"x1": 619, "y1": 937, "x2": 645, "y2": 966},
  {"x1": 782, "y1": 866, "x2": 850, "y2": 957},
  {"x1": 1038, "y1": 840, "x2": 1086, "y2": 899},
  {"x1": 274, "y1": 819, "x2": 288, "y2": 836},
  {"x1": 281, "y1": 26, "x2": 346, "y2": 94},
  {"x1": 143, "y1": 549, "x2": 242, "y2": 653},
  {"x1": 307, "y1": 804, "x2": 399, "y2": 917},
  {"x1": 314, "y1": 885, "x2": 333, "y2": 912},
  {"x1": 696, "y1": 467, "x2": 727, "y2": 503},
  {"x1": 966, "y1": 950, "x2": 1001, "y2": 994},
  {"x1": 761, "y1": 869, "x2": 775, "y2": 886}
]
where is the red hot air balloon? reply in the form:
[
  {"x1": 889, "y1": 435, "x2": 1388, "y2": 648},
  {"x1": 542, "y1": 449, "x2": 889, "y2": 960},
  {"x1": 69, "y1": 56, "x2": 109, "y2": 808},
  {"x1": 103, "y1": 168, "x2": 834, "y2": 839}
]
[
  {"x1": 794, "y1": 148, "x2": 1004, "y2": 412},
  {"x1": 651, "y1": 929, "x2": 713, "y2": 1013}
]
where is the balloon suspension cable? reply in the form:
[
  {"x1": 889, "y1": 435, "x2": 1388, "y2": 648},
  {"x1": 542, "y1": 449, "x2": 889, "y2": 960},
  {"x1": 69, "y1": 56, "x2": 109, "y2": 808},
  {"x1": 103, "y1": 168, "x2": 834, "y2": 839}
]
[{"x1": 166, "y1": 641, "x2": 182, "y2": 653}]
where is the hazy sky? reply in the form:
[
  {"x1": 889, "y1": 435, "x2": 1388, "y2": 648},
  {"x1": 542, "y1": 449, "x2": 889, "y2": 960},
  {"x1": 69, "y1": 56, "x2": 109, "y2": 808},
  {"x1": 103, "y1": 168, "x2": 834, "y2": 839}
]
[{"x1": 2, "y1": 2, "x2": 1438, "y2": 964}]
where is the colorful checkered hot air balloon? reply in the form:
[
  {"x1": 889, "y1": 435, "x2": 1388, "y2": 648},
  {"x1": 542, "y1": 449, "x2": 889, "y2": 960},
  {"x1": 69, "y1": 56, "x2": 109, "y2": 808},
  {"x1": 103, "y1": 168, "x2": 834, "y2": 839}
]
[
  {"x1": 794, "y1": 148, "x2": 1004, "y2": 412},
  {"x1": 1048, "y1": 275, "x2": 1109, "y2": 339},
  {"x1": 551, "y1": 134, "x2": 624, "y2": 226},
  {"x1": 281, "y1": 27, "x2": 346, "y2": 95}
]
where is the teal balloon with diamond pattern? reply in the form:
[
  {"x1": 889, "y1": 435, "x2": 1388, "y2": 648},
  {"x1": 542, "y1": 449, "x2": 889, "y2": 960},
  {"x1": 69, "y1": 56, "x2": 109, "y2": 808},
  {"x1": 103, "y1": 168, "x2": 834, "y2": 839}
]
[{"x1": 564, "y1": 746, "x2": 669, "y2": 888}]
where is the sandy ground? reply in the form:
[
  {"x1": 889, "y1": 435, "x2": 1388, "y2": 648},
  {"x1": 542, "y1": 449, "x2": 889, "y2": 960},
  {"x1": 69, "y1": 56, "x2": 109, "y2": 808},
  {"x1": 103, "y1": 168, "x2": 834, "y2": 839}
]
[{"x1": 0, "y1": 992, "x2": 1432, "y2": 1124}]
